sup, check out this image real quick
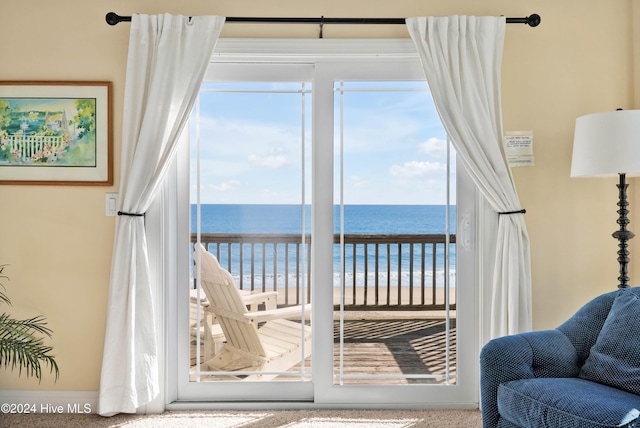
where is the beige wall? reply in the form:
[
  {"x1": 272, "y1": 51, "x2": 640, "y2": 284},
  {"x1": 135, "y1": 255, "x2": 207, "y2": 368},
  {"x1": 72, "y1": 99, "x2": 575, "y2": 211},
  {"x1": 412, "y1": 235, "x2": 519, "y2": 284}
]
[{"x1": 0, "y1": 0, "x2": 636, "y2": 391}]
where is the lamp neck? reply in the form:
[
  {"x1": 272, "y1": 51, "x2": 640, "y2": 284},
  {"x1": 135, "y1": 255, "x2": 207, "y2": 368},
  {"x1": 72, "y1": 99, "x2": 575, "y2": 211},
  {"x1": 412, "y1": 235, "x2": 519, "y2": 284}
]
[{"x1": 612, "y1": 173, "x2": 634, "y2": 288}]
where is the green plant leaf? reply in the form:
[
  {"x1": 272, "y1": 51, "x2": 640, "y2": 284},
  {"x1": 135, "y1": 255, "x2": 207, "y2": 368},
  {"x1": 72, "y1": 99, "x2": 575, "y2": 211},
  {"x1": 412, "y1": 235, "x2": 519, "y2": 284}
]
[
  {"x1": 0, "y1": 313, "x2": 59, "y2": 382},
  {"x1": 0, "y1": 266, "x2": 58, "y2": 382},
  {"x1": 0, "y1": 265, "x2": 10, "y2": 307}
]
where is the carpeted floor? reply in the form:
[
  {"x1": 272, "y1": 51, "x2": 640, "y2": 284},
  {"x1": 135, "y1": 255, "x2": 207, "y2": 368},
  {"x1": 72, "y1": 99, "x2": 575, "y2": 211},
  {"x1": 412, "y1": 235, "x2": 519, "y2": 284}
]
[{"x1": 0, "y1": 409, "x2": 482, "y2": 427}]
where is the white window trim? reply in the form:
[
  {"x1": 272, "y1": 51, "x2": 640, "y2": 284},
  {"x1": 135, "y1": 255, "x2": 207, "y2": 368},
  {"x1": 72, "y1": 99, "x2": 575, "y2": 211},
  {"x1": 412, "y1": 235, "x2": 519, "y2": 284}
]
[{"x1": 210, "y1": 38, "x2": 420, "y2": 62}]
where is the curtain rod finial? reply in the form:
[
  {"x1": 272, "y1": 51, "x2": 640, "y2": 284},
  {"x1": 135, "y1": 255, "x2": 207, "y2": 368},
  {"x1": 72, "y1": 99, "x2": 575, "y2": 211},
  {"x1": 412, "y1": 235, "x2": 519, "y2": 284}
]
[
  {"x1": 527, "y1": 14, "x2": 541, "y2": 27},
  {"x1": 106, "y1": 12, "x2": 130, "y2": 26}
]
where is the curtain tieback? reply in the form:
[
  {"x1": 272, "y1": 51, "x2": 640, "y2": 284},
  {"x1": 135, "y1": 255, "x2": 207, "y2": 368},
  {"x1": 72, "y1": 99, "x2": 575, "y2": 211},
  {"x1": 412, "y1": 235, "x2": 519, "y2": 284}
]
[
  {"x1": 117, "y1": 211, "x2": 145, "y2": 217},
  {"x1": 498, "y1": 209, "x2": 526, "y2": 216}
]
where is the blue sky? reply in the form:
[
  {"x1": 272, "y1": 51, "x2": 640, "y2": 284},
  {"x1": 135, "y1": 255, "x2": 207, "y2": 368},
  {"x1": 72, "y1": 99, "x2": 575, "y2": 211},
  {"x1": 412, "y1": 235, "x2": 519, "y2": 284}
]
[{"x1": 190, "y1": 81, "x2": 455, "y2": 205}]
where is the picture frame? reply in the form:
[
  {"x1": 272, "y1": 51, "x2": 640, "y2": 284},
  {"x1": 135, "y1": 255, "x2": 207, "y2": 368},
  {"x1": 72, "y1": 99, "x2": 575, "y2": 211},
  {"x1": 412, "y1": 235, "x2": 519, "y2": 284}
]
[{"x1": 0, "y1": 81, "x2": 112, "y2": 185}]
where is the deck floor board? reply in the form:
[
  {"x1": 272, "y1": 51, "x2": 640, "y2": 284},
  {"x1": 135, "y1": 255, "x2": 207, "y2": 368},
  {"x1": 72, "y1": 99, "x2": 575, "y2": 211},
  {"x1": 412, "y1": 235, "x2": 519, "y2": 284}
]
[{"x1": 191, "y1": 317, "x2": 456, "y2": 384}]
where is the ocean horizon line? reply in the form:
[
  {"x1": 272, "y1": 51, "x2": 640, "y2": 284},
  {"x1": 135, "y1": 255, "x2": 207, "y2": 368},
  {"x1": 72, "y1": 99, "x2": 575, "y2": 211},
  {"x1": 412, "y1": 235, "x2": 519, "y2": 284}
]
[{"x1": 191, "y1": 204, "x2": 456, "y2": 286}]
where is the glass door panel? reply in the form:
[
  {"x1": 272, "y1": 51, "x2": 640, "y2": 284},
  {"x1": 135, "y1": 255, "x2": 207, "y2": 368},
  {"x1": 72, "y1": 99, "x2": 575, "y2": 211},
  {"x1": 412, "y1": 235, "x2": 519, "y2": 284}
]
[
  {"x1": 189, "y1": 81, "x2": 312, "y2": 387},
  {"x1": 332, "y1": 81, "x2": 457, "y2": 386}
]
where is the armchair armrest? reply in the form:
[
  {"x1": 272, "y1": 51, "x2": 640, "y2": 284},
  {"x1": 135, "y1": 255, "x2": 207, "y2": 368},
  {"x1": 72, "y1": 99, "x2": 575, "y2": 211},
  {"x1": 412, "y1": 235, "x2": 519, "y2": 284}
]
[
  {"x1": 191, "y1": 288, "x2": 278, "y2": 310},
  {"x1": 242, "y1": 291, "x2": 278, "y2": 310},
  {"x1": 244, "y1": 304, "x2": 311, "y2": 323},
  {"x1": 480, "y1": 329, "x2": 580, "y2": 428}
]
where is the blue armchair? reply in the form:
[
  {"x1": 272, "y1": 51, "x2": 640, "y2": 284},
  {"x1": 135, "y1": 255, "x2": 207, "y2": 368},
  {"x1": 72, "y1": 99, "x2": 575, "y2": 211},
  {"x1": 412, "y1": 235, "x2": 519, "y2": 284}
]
[{"x1": 480, "y1": 287, "x2": 640, "y2": 428}]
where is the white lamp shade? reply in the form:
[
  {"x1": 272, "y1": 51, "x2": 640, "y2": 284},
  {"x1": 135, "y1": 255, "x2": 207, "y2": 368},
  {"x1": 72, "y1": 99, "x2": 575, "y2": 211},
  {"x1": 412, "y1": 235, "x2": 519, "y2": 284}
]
[{"x1": 571, "y1": 110, "x2": 640, "y2": 177}]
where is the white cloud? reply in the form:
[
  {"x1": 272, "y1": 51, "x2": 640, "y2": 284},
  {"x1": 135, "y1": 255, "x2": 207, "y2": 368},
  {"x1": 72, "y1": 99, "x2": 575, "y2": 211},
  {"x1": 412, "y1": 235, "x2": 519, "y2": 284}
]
[
  {"x1": 349, "y1": 175, "x2": 369, "y2": 189},
  {"x1": 210, "y1": 180, "x2": 242, "y2": 192},
  {"x1": 389, "y1": 161, "x2": 446, "y2": 178},
  {"x1": 248, "y1": 154, "x2": 288, "y2": 169},
  {"x1": 196, "y1": 116, "x2": 301, "y2": 160},
  {"x1": 419, "y1": 137, "x2": 448, "y2": 159},
  {"x1": 341, "y1": 116, "x2": 420, "y2": 154}
]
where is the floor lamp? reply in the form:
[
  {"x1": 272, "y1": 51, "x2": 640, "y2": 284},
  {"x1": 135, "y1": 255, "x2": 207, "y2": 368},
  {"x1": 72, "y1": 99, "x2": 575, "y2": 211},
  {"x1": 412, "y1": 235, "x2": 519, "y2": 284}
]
[{"x1": 571, "y1": 110, "x2": 640, "y2": 288}]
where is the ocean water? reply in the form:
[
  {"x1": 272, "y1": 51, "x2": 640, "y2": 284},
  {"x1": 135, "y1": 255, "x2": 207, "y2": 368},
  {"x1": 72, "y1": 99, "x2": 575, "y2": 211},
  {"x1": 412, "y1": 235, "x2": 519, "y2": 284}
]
[{"x1": 191, "y1": 204, "x2": 456, "y2": 288}]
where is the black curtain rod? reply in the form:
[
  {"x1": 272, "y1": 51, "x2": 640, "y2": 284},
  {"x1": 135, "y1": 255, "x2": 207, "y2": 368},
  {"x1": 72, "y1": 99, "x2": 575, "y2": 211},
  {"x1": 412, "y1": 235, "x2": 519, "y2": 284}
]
[{"x1": 105, "y1": 12, "x2": 541, "y2": 27}]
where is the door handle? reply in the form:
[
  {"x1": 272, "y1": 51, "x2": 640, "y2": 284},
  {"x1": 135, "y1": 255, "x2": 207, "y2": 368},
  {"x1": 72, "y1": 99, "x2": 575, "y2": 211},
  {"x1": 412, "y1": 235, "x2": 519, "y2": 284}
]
[{"x1": 459, "y1": 214, "x2": 472, "y2": 251}]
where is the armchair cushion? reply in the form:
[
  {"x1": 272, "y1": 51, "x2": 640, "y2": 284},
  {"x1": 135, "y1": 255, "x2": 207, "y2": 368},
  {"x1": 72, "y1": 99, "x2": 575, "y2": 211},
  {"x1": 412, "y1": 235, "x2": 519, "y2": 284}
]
[
  {"x1": 480, "y1": 330, "x2": 580, "y2": 427},
  {"x1": 498, "y1": 377, "x2": 640, "y2": 428},
  {"x1": 579, "y1": 287, "x2": 640, "y2": 395}
]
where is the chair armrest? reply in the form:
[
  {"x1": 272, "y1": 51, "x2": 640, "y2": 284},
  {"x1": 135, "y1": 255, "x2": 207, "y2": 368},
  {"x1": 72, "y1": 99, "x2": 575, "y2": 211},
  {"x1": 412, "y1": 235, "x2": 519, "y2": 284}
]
[
  {"x1": 480, "y1": 329, "x2": 580, "y2": 428},
  {"x1": 241, "y1": 291, "x2": 278, "y2": 310},
  {"x1": 191, "y1": 288, "x2": 278, "y2": 309},
  {"x1": 244, "y1": 305, "x2": 311, "y2": 323}
]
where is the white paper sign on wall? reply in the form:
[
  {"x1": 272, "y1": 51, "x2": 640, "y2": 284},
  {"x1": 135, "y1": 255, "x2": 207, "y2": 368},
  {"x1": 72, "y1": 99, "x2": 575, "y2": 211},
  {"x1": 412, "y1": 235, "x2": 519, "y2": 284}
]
[{"x1": 504, "y1": 131, "x2": 534, "y2": 167}]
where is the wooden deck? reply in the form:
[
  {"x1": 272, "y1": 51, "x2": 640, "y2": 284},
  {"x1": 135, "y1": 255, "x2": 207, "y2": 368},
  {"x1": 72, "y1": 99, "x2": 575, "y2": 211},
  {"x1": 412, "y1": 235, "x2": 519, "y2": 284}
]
[{"x1": 190, "y1": 317, "x2": 456, "y2": 384}]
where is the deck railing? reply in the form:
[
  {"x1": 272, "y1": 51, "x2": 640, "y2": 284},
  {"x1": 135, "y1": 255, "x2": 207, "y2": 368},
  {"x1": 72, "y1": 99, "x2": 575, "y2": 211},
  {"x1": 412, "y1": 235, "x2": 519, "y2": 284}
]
[{"x1": 192, "y1": 233, "x2": 456, "y2": 311}]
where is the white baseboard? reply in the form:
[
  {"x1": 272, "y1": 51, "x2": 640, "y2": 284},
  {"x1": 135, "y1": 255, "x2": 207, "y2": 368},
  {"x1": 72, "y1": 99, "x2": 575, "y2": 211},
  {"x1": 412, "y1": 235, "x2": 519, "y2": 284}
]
[{"x1": 0, "y1": 390, "x2": 98, "y2": 414}]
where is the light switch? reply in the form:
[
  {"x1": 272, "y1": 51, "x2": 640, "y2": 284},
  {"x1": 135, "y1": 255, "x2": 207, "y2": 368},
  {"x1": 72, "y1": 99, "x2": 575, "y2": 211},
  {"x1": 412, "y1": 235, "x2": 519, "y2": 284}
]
[{"x1": 105, "y1": 193, "x2": 118, "y2": 216}]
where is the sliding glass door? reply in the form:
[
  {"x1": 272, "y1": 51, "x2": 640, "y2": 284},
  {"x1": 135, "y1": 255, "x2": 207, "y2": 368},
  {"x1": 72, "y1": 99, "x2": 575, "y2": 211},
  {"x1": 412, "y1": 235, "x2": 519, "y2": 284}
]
[{"x1": 174, "y1": 42, "x2": 478, "y2": 407}]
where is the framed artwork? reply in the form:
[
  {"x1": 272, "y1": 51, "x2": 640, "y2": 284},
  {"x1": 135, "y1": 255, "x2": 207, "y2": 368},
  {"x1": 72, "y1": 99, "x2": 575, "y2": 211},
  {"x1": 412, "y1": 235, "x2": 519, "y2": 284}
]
[{"x1": 0, "y1": 81, "x2": 112, "y2": 185}]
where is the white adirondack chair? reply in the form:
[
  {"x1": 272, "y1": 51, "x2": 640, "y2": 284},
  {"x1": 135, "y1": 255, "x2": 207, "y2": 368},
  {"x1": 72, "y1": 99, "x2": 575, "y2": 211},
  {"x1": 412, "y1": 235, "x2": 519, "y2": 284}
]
[{"x1": 193, "y1": 244, "x2": 311, "y2": 380}]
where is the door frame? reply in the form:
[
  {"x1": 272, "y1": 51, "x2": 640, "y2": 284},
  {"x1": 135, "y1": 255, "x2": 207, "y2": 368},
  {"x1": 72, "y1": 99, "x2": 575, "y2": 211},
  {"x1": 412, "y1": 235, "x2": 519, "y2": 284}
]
[{"x1": 157, "y1": 38, "x2": 485, "y2": 410}]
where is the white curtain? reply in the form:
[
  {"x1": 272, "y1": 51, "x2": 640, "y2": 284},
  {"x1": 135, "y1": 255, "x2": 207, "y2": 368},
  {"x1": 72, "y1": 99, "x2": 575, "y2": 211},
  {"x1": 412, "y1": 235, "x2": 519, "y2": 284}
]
[
  {"x1": 406, "y1": 16, "x2": 532, "y2": 338},
  {"x1": 98, "y1": 14, "x2": 224, "y2": 416}
]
